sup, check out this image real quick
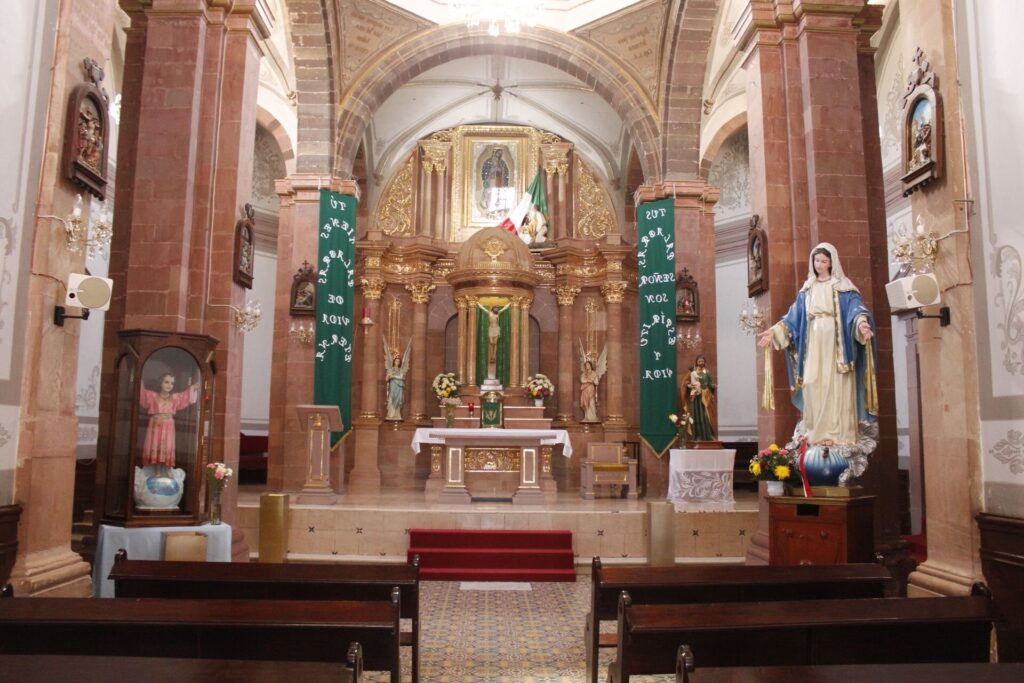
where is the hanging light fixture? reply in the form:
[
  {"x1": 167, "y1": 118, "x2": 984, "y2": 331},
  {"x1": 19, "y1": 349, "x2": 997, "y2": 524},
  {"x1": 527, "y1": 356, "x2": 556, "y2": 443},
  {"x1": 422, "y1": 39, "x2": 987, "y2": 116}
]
[{"x1": 451, "y1": 0, "x2": 543, "y2": 36}]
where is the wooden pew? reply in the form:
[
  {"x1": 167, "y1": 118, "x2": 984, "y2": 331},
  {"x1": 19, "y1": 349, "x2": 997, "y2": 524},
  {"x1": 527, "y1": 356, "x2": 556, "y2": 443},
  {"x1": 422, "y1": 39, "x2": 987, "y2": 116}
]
[
  {"x1": 610, "y1": 594, "x2": 994, "y2": 683},
  {"x1": 0, "y1": 595, "x2": 400, "y2": 683},
  {"x1": 0, "y1": 647, "x2": 364, "y2": 683},
  {"x1": 585, "y1": 557, "x2": 896, "y2": 683},
  {"x1": 673, "y1": 653, "x2": 1023, "y2": 683},
  {"x1": 109, "y1": 550, "x2": 421, "y2": 682}
]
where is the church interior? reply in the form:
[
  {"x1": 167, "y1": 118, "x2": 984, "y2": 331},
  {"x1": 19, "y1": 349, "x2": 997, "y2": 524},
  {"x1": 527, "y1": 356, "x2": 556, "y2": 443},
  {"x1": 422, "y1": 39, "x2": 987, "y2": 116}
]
[{"x1": 1, "y1": 0, "x2": 1023, "y2": 679}]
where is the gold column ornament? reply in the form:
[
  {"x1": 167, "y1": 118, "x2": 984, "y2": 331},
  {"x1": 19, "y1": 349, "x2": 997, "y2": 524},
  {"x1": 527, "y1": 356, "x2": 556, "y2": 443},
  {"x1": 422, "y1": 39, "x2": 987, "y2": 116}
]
[
  {"x1": 359, "y1": 277, "x2": 386, "y2": 419},
  {"x1": 585, "y1": 298, "x2": 600, "y2": 361},
  {"x1": 407, "y1": 279, "x2": 435, "y2": 420},
  {"x1": 361, "y1": 276, "x2": 386, "y2": 301},
  {"x1": 576, "y1": 161, "x2": 614, "y2": 239},
  {"x1": 387, "y1": 297, "x2": 402, "y2": 355},
  {"x1": 466, "y1": 295, "x2": 479, "y2": 386},
  {"x1": 456, "y1": 296, "x2": 468, "y2": 383},
  {"x1": 601, "y1": 281, "x2": 628, "y2": 424},
  {"x1": 554, "y1": 284, "x2": 580, "y2": 421},
  {"x1": 377, "y1": 156, "x2": 414, "y2": 236}
]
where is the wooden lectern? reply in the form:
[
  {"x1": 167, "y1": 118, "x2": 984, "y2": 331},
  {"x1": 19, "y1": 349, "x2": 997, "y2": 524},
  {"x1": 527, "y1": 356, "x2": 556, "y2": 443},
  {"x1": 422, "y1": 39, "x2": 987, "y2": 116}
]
[{"x1": 296, "y1": 405, "x2": 342, "y2": 505}]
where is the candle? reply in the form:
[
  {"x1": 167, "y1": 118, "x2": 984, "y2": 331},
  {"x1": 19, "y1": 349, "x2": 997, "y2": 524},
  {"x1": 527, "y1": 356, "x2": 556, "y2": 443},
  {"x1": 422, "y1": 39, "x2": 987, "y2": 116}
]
[{"x1": 362, "y1": 306, "x2": 368, "y2": 319}]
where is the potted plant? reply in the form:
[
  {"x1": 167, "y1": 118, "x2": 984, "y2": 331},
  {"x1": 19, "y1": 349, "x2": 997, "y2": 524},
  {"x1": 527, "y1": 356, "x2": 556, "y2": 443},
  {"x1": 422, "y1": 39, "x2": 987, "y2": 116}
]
[
  {"x1": 749, "y1": 443, "x2": 799, "y2": 496},
  {"x1": 525, "y1": 374, "x2": 554, "y2": 407}
]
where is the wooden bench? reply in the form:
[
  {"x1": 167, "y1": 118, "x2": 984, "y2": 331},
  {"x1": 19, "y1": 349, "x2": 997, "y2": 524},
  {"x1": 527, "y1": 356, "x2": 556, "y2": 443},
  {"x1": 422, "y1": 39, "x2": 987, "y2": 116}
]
[
  {"x1": 610, "y1": 594, "x2": 994, "y2": 683},
  {"x1": 0, "y1": 595, "x2": 400, "y2": 683},
  {"x1": 674, "y1": 658, "x2": 1023, "y2": 683},
  {"x1": 109, "y1": 550, "x2": 421, "y2": 682},
  {"x1": 585, "y1": 558, "x2": 896, "y2": 683},
  {"x1": 0, "y1": 650, "x2": 364, "y2": 683}
]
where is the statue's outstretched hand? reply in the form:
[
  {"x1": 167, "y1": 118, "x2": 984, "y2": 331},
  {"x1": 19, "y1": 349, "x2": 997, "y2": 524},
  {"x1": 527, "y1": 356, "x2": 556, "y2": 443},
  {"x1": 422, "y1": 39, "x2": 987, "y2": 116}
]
[
  {"x1": 757, "y1": 329, "x2": 773, "y2": 348},
  {"x1": 858, "y1": 320, "x2": 874, "y2": 342}
]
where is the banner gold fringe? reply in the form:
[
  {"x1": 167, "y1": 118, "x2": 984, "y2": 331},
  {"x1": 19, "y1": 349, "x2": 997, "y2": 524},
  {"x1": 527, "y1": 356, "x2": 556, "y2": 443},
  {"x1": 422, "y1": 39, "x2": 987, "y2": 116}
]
[
  {"x1": 762, "y1": 345, "x2": 775, "y2": 411},
  {"x1": 865, "y1": 343, "x2": 878, "y2": 416}
]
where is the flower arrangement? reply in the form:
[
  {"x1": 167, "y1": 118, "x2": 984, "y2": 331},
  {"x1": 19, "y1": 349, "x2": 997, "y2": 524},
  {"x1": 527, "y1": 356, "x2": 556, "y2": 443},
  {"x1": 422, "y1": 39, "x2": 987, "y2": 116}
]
[
  {"x1": 748, "y1": 444, "x2": 798, "y2": 482},
  {"x1": 526, "y1": 374, "x2": 554, "y2": 401},
  {"x1": 432, "y1": 372, "x2": 459, "y2": 402},
  {"x1": 205, "y1": 462, "x2": 234, "y2": 489},
  {"x1": 668, "y1": 410, "x2": 695, "y2": 442}
]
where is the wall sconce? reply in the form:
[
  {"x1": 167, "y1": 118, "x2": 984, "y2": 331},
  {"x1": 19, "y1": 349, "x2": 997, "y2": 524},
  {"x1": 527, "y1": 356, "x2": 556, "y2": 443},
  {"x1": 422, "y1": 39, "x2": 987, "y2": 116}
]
[
  {"x1": 679, "y1": 325, "x2": 702, "y2": 349},
  {"x1": 40, "y1": 194, "x2": 112, "y2": 259},
  {"x1": 738, "y1": 299, "x2": 766, "y2": 336},
  {"x1": 210, "y1": 299, "x2": 262, "y2": 333},
  {"x1": 892, "y1": 215, "x2": 938, "y2": 274},
  {"x1": 289, "y1": 319, "x2": 315, "y2": 345}
]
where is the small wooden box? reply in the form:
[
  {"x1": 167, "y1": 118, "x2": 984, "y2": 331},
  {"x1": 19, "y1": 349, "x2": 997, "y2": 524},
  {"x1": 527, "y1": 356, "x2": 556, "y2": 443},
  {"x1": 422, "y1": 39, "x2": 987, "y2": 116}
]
[{"x1": 769, "y1": 495, "x2": 875, "y2": 566}]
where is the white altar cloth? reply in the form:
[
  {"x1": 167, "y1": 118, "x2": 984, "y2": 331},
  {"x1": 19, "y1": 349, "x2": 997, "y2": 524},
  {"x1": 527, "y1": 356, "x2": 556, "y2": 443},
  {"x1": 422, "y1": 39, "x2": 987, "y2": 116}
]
[
  {"x1": 93, "y1": 522, "x2": 232, "y2": 598},
  {"x1": 411, "y1": 428, "x2": 572, "y2": 458},
  {"x1": 667, "y1": 448, "x2": 736, "y2": 508}
]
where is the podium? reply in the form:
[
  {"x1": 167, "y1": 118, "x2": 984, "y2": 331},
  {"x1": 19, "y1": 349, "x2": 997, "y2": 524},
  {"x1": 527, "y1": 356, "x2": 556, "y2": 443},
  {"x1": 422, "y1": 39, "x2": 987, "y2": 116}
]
[{"x1": 296, "y1": 405, "x2": 342, "y2": 504}]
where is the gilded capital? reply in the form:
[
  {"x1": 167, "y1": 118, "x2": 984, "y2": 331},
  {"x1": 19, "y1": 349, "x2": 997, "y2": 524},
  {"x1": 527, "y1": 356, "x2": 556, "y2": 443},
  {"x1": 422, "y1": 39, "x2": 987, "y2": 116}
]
[
  {"x1": 406, "y1": 280, "x2": 436, "y2": 304},
  {"x1": 361, "y1": 276, "x2": 386, "y2": 300},
  {"x1": 554, "y1": 284, "x2": 581, "y2": 306},
  {"x1": 600, "y1": 281, "x2": 628, "y2": 304},
  {"x1": 541, "y1": 142, "x2": 571, "y2": 176},
  {"x1": 421, "y1": 141, "x2": 450, "y2": 175}
]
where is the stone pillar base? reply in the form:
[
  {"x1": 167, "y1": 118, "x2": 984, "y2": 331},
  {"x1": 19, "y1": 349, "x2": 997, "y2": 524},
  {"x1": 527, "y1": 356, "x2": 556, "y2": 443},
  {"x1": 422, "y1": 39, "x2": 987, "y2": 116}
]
[
  {"x1": 9, "y1": 547, "x2": 92, "y2": 597},
  {"x1": 296, "y1": 484, "x2": 339, "y2": 505},
  {"x1": 349, "y1": 425, "x2": 382, "y2": 493},
  {"x1": 908, "y1": 560, "x2": 979, "y2": 597}
]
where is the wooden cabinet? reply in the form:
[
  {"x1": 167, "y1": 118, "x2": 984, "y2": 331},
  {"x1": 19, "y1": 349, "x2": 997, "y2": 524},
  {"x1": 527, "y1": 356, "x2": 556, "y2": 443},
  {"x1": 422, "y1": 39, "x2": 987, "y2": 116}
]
[{"x1": 769, "y1": 495, "x2": 875, "y2": 566}]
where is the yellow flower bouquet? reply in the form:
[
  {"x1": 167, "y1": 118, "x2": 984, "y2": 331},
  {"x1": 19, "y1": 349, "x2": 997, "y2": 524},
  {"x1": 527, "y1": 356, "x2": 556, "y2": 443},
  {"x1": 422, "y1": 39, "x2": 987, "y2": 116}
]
[{"x1": 748, "y1": 443, "x2": 799, "y2": 483}]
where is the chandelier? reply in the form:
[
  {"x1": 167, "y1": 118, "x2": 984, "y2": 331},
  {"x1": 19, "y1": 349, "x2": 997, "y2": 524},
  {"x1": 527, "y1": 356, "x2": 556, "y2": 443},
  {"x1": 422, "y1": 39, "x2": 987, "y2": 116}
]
[
  {"x1": 40, "y1": 193, "x2": 113, "y2": 260},
  {"x1": 451, "y1": 1, "x2": 543, "y2": 36}
]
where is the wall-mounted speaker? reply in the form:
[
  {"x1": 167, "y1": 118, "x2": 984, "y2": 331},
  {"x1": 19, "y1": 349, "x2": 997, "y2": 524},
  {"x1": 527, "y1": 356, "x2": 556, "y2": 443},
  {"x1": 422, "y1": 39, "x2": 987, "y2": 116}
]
[
  {"x1": 66, "y1": 273, "x2": 113, "y2": 311},
  {"x1": 885, "y1": 272, "x2": 940, "y2": 311}
]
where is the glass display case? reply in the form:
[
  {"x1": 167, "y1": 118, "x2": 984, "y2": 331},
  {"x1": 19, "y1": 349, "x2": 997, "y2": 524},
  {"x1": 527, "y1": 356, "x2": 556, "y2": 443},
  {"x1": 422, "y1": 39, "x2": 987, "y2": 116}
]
[{"x1": 99, "y1": 330, "x2": 217, "y2": 527}]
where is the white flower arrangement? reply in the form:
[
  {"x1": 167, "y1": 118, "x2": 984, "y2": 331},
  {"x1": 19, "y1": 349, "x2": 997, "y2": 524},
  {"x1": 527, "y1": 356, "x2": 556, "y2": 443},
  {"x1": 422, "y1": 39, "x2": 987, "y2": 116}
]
[
  {"x1": 526, "y1": 374, "x2": 555, "y2": 401},
  {"x1": 432, "y1": 372, "x2": 459, "y2": 402}
]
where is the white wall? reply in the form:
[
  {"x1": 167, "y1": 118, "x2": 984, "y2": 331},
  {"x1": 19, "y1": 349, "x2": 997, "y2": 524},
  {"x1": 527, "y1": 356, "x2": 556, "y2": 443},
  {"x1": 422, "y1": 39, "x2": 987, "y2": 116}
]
[
  {"x1": 0, "y1": 0, "x2": 59, "y2": 502},
  {"x1": 239, "y1": 249, "x2": 278, "y2": 435},
  {"x1": 959, "y1": 0, "x2": 1024, "y2": 518},
  {"x1": 715, "y1": 256, "x2": 757, "y2": 441}
]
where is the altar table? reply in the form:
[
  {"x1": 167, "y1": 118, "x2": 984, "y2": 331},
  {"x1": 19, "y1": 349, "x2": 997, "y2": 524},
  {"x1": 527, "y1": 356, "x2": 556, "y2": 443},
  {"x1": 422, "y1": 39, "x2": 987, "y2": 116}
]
[
  {"x1": 667, "y1": 448, "x2": 736, "y2": 509},
  {"x1": 412, "y1": 428, "x2": 570, "y2": 504}
]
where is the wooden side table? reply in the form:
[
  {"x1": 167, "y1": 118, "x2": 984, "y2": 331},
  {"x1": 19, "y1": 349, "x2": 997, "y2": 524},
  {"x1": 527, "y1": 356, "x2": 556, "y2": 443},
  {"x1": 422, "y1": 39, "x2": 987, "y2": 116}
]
[{"x1": 769, "y1": 495, "x2": 875, "y2": 565}]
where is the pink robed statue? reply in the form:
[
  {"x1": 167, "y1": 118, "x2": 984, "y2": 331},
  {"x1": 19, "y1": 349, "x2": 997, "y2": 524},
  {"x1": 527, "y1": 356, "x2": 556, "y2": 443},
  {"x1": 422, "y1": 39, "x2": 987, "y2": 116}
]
[{"x1": 140, "y1": 373, "x2": 199, "y2": 468}]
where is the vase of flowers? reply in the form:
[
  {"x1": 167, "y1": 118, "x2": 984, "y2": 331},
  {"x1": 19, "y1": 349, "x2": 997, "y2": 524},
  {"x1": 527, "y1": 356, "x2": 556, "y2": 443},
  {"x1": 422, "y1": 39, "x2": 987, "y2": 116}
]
[
  {"x1": 668, "y1": 409, "x2": 695, "y2": 444},
  {"x1": 204, "y1": 462, "x2": 233, "y2": 525},
  {"x1": 749, "y1": 443, "x2": 798, "y2": 496},
  {"x1": 433, "y1": 372, "x2": 460, "y2": 427},
  {"x1": 526, "y1": 374, "x2": 554, "y2": 407}
]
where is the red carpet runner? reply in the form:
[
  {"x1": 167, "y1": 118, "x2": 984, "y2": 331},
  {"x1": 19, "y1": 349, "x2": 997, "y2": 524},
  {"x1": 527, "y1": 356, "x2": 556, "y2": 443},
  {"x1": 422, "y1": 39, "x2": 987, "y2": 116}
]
[{"x1": 407, "y1": 529, "x2": 576, "y2": 582}]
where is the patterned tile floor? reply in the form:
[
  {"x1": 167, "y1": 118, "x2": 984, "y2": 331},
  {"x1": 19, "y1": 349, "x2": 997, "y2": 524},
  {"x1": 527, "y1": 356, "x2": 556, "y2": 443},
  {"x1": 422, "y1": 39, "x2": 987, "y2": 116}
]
[{"x1": 364, "y1": 576, "x2": 673, "y2": 683}]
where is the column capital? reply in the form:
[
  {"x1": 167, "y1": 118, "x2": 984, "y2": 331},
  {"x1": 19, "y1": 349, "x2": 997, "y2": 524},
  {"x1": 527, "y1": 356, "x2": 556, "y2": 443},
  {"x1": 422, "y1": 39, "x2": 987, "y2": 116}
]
[
  {"x1": 420, "y1": 140, "x2": 451, "y2": 174},
  {"x1": 406, "y1": 280, "x2": 435, "y2": 304},
  {"x1": 361, "y1": 276, "x2": 386, "y2": 300},
  {"x1": 600, "y1": 281, "x2": 628, "y2": 304},
  {"x1": 541, "y1": 143, "x2": 572, "y2": 176},
  {"x1": 554, "y1": 284, "x2": 581, "y2": 306}
]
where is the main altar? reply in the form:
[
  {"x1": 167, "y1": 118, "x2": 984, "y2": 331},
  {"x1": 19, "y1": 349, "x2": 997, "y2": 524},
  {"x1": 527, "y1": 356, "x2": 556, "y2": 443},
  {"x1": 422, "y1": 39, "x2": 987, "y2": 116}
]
[{"x1": 411, "y1": 428, "x2": 571, "y2": 504}]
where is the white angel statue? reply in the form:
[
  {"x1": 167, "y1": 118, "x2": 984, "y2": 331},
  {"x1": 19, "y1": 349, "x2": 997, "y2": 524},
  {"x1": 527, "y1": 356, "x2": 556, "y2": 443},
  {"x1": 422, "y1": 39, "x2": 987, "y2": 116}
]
[
  {"x1": 578, "y1": 339, "x2": 607, "y2": 423},
  {"x1": 383, "y1": 337, "x2": 412, "y2": 421}
]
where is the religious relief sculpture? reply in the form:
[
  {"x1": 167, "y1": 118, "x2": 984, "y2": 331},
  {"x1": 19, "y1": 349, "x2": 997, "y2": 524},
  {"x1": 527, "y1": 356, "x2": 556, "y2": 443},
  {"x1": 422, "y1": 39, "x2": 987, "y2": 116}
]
[
  {"x1": 63, "y1": 57, "x2": 110, "y2": 199},
  {"x1": 578, "y1": 340, "x2": 607, "y2": 423},
  {"x1": 233, "y1": 203, "x2": 256, "y2": 289},
  {"x1": 901, "y1": 47, "x2": 943, "y2": 196},
  {"x1": 687, "y1": 356, "x2": 717, "y2": 442},
  {"x1": 758, "y1": 243, "x2": 879, "y2": 488},
  {"x1": 383, "y1": 337, "x2": 412, "y2": 421}
]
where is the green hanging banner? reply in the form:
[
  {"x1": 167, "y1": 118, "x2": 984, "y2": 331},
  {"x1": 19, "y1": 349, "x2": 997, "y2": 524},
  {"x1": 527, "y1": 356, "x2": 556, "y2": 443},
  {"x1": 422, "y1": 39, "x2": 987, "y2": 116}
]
[
  {"x1": 637, "y1": 197, "x2": 678, "y2": 457},
  {"x1": 314, "y1": 189, "x2": 357, "y2": 445}
]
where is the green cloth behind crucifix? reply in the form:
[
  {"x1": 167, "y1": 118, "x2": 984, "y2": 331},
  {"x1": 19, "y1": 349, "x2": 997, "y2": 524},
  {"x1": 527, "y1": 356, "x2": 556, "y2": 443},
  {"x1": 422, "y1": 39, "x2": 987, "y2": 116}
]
[{"x1": 475, "y1": 305, "x2": 511, "y2": 386}]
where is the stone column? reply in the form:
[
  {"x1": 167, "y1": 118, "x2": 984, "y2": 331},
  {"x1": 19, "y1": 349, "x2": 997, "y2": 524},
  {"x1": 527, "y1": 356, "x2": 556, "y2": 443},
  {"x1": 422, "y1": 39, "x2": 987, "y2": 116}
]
[
  {"x1": 268, "y1": 177, "x2": 358, "y2": 494},
  {"x1": 542, "y1": 143, "x2": 572, "y2": 240},
  {"x1": 520, "y1": 299, "x2": 532, "y2": 388},
  {"x1": 510, "y1": 298, "x2": 522, "y2": 387},
  {"x1": 347, "y1": 275, "x2": 385, "y2": 493},
  {"x1": 456, "y1": 296, "x2": 468, "y2": 383},
  {"x1": 422, "y1": 141, "x2": 449, "y2": 241},
  {"x1": 554, "y1": 284, "x2": 580, "y2": 422},
  {"x1": 600, "y1": 281, "x2": 628, "y2": 426},
  {"x1": 466, "y1": 296, "x2": 479, "y2": 386},
  {"x1": 406, "y1": 280, "x2": 435, "y2": 421}
]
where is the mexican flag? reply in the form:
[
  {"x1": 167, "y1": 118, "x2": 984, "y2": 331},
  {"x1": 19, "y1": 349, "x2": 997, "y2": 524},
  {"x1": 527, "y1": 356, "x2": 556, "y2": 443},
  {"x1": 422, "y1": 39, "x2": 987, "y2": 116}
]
[{"x1": 498, "y1": 169, "x2": 547, "y2": 233}]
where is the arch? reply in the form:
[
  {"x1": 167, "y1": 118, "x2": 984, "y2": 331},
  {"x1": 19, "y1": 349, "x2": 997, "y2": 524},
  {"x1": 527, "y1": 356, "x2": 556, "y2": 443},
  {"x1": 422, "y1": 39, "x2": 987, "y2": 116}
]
[
  {"x1": 661, "y1": 0, "x2": 722, "y2": 180},
  {"x1": 285, "y1": 0, "x2": 336, "y2": 175},
  {"x1": 331, "y1": 25, "x2": 662, "y2": 181},
  {"x1": 256, "y1": 106, "x2": 295, "y2": 167},
  {"x1": 699, "y1": 110, "x2": 747, "y2": 180}
]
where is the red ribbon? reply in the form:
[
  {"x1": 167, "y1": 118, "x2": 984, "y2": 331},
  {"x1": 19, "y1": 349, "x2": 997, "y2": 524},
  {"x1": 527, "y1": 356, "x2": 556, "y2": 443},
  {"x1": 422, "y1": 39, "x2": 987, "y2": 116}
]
[{"x1": 798, "y1": 438, "x2": 813, "y2": 498}]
